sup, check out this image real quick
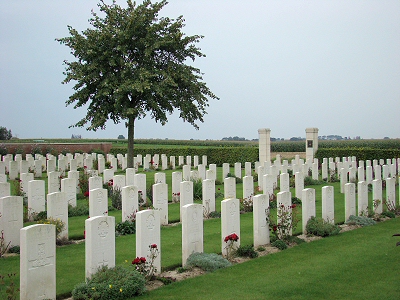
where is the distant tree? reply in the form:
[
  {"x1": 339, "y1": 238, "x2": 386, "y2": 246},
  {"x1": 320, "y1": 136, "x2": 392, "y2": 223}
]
[
  {"x1": 117, "y1": 135, "x2": 125, "y2": 139},
  {"x1": 0, "y1": 127, "x2": 12, "y2": 140},
  {"x1": 57, "y1": 0, "x2": 218, "y2": 168}
]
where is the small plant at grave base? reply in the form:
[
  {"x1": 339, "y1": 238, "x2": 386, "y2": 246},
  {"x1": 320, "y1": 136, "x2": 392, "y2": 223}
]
[
  {"x1": 372, "y1": 199, "x2": 382, "y2": 215},
  {"x1": 291, "y1": 197, "x2": 302, "y2": 206},
  {"x1": 185, "y1": 252, "x2": 231, "y2": 272},
  {"x1": 0, "y1": 273, "x2": 19, "y2": 300},
  {"x1": 235, "y1": 244, "x2": 258, "y2": 258},
  {"x1": 12, "y1": 179, "x2": 25, "y2": 199},
  {"x1": 383, "y1": 200, "x2": 400, "y2": 216},
  {"x1": 208, "y1": 211, "x2": 221, "y2": 219},
  {"x1": 345, "y1": 215, "x2": 376, "y2": 227},
  {"x1": 224, "y1": 233, "x2": 239, "y2": 261},
  {"x1": 172, "y1": 192, "x2": 180, "y2": 203},
  {"x1": 68, "y1": 203, "x2": 89, "y2": 217},
  {"x1": 0, "y1": 229, "x2": 11, "y2": 258},
  {"x1": 191, "y1": 178, "x2": 203, "y2": 200},
  {"x1": 271, "y1": 239, "x2": 288, "y2": 250},
  {"x1": 115, "y1": 220, "x2": 136, "y2": 236},
  {"x1": 110, "y1": 187, "x2": 122, "y2": 210},
  {"x1": 146, "y1": 185, "x2": 153, "y2": 203},
  {"x1": 381, "y1": 211, "x2": 396, "y2": 219},
  {"x1": 7, "y1": 245, "x2": 20, "y2": 254},
  {"x1": 77, "y1": 167, "x2": 90, "y2": 195},
  {"x1": 32, "y1": 210, "x2": 47, "y2": 222},
  {"x1": 240, "y1": 194, "x2": 254, "y2": 213},
  {"x1": 269, "y1": 193, "x2": 277, "y2": 209},
  {"x1": 71, "y1": 266, "x2": 145, "y2": 300},
  {"x1": 37, "y1": 217, "x2": 66, "y2": 240},
  {"x1": 132, "y1": 244, "x2": 159, "y2": 280},
  {"x1": 305, "y1": 216, "x2": 341, "y2": 237},
  {"x1": 267, "y1": 204, "x2": 300, "y2": 242},
  {"x1": 257, "y1": 246, "x2": 266, "y2": 252}
]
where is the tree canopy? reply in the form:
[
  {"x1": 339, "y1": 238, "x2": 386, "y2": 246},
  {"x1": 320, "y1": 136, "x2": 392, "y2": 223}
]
[
  {"x1": 57, "y1": 0, "x2": 218, "y2": 167},
  {"x1": 0, "y1": 127, "x2": 12, "y2": 140}
]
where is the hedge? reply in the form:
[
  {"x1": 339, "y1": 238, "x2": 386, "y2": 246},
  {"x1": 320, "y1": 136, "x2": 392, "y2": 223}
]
[
  {"x1": 315, "y1": 148, "x2": 400, "y2": 162},
  {"x1": 110, "y1": 147, "x2": 259, "y2": 166}
]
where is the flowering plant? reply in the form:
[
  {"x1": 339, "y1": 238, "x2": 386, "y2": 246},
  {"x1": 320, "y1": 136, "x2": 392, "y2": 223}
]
[
  {"x1": 132, "y1": 244, "x2": 159, "y2": 280},
  {"x1": 267, "y1": 203, "x2": 299, "y2": 241},
  {"x1": 224, "y1": 233, "x2": 239, "y2": 261}
]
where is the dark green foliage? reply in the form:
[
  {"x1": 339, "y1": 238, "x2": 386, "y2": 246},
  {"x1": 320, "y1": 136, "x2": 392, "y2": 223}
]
[
  {"x1": 304, "y1": 176, "x2": 324, "y2": 186},
  {"x1": 208, "y1": 211, "x2": 221, "y2": 218},
  {"x1": 7, "y1": 245, "x2": 20, "y2": 254},
  {"x1": 33, "y1": 211, "x2": 47, "y2": 221},
  {"x1": 315, "y1": 147, "x2": 400, "y2": 161},
  {"x1": 285, "y1": 235, "x2": 306, "y2": 245},
  {"x1": 291, "y1": 197, "x2": 302, "y2": 205},
  {"x1": 271, "y1": 240, "x2": 288, "y2": 250},
  {"x1": 0, "y1": 126, "x2": 12, "y2": 140},
  {"x1": 306, "y1": 216, "x2": 341, "y2": 237},
  {"x1": 68, "y1": 203, "x2": 89, "y2": 217},
  {"x1": 110, "y1": 187, "x2": 122, "y2": 210},
  {"x1": 235, "y1": 244, "x2": 258, "y2": 258},
  {"x1": 71, "y1": 266, "x2": 145, "y2": 300},
  {"x1": 381, "y1": 211, "x2": 396, "y2": 219},
  {"x1": 191, "y1": 178, "x2": 203, "y2": 200},
  {"x1": 345, "y1": 215, "x2": 376, "y2": 227},
  {"x1": 156, "y1": 276, "x2": 175, "y2": 285},
  {"x1": 115, "y1": 221, "x2": 136, "y2": 235},
  {"x1": 185, "y1": 252, "x2": 231, "y2": 272}
]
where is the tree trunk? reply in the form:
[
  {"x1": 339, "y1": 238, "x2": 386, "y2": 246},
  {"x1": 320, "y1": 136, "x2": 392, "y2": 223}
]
[{"x1": 127, "y1": 115, "x2": 135, "y2": 168}]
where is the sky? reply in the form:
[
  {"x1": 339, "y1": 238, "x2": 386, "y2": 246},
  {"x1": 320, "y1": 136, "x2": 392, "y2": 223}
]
[{"x1": 1, "y1": 0, "x2": 399, "y2": 140}]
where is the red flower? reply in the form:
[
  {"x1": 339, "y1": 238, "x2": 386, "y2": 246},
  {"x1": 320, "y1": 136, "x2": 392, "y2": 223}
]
[
  {"x1": 291, "y1": 204, "x2": 297, "y2": 209},
  {"x1": 150, "y1": 244, "x2": 157, "y2": 249},
  {"x1": 177, "y1": 192, "x2": 180, "y2": 196},
  {"x1": 84, "y1": 166, "x2": 87, "y2": 169},
  {"x1": 84, "y1": 191, "x2": 89, "y2": 197},
  {"x1": 224, "y1": 236, "x2": 229, "y2": 242},
  {"x1": 273, "y1": 225, "x2": 277, "y2": 232},
  {"x1": 140, "y1": 257, "x2": 146, "y2": 263},
  {"x1": 132, "y1": 257, "x2": 140, "y2": 265}
]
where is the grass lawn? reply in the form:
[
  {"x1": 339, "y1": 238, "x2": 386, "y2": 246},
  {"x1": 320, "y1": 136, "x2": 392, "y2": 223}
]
[{"x1": 0, "y1": 166, "x2": 398, "y2": 299}]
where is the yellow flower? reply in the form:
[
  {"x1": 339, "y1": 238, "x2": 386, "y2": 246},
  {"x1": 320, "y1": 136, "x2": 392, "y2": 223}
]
[
  {"x1": 125, "y1": 260, "x2": 128, "y2": 263},
  {"x1": 120, "y1": 288, "x2": 123, "y2": 293},
  {"x1": 109, "y1": 284, "x2": 112, "y2": 288},
  {"x1": 91, "y1": 287, "x2": 96, "y2": 290}
]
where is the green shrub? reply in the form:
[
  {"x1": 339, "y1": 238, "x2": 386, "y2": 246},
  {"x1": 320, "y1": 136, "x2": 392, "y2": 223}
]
[
  {"x1": 68, "y1": 203, "x2": 89, "y2": 217},
  {"x1": 186, "y1": 252, "x2": 231, "y2": 272},
  {"x1": 306, "y1": 216, "x2": 341, "y2": 237},
  {"x1": 345, "y1": 215, "x2": 376, "y2": 227},
  {"x1": 304, "y1": 176, "x2": 324, "y2": 186},
  {"x1": 381, "y1": 211, "x2": 396, "y2": 219},
  {"x1": 285, "y1": 235, "x2": 306, "y2": 245},
  {"x1": 291, "y1": 197, "x2": 302, "y2": 205},
  {"x1": 235, "y1": 244, "x2": 258, "y2": 258},
  {"x1": 115, "y1": 221, "x2": 136, "y2": 236},
  {"x1": 191, "y1": 178, "x2": 203, "y2": 200},
  {"x1": 110, "y1": 187, "x2": 122, "y2": 210},
  {"x1": 71, "y1": 266, "x2": 145, "y2": 300},
  {"x1": 271, "y1": 240, "x2": 288, "y2": 250},
  {"x1": 8, "y1": 245, "x2": 20, "y2": 254},
  {"x1": 209, "y1": 211, "x2": 221, "y2": 218},
  {"x1": 33, "y1": 211, "x2": 47, "y2": 221}
]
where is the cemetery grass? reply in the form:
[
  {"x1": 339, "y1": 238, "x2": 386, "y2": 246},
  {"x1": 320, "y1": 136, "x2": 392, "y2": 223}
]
[
  {"x1": 0, "y1": 169, "x2": 392, "y2": 299},
  {"x1": 139, "y1": 217, "x2": 400, "y2": 300}
]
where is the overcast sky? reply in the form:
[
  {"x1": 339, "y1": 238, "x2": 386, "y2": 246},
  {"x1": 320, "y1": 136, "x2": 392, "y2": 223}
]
[{"x1": 1, "y1": 0, "x2": 399, "y2": 140}]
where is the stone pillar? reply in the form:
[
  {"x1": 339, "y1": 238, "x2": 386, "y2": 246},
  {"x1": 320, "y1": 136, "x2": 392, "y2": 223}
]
[
  {"x1": 305, "y1": 128, "x2": 319, "y2": 161},
  {"x1": 258, "y1": 128, "x2": 271, "y2": 164}
]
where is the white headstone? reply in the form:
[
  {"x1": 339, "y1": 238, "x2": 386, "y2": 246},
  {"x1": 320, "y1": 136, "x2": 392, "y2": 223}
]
[
  {"x1": 89, "y1": 188, "x2": 108, "y2": 218},
  {"x1": 134, "y1": 174, "x2": 147, "y2": 205},
  {"x1": 0, "y1": 196, "x2": 23, "y2": 246},
  {"x1": 47, "y1": 192, "x2": 68, "y2": 239},
  {"x1": 279, "y1": 173, "x2": 290, "y2": 193},
  {"x1": 224, "y1": 177, "x2": 236, "y2": 199},
  {"x1": 180, "y1": 181, "x2": 193, "y2": 221},
  {"x1": 322, "y1": 186, "x2": 335, "y2": 223},
  {"x1": 182, "y1": 203, "x2": 203, "y2": 267},
  {"x1": 344, "y1": 183, "x2": 356, "y2": 220},
  {"x1": 221, "y1": 198, "x2": 240, "y2": 257},
  {"x1": 0, "y1": 182, "x2": 10, "y2": 197},
  {"x1": 136, "y1": 209, "x2": 161, "y2": 275},
  {"x1": 48, "y1": 171, "x2": 61, "y2": 194},
  {"x1": 253, "y1": 194, "x2": 269, "y2": 247},
  {"x1": 357, "y1": 181, "x2": 368, "y2": 216},
  {"x1": 61, "y1": 178, "x2": 77, "y2": 207},
  {"x1": 171, "y1": 171, "x2": 182, "y2": 203},
  {"x1": 20, "y1": 224, "x2": 56, "y2": 300},
  {"x1": 372, "y1": 179, "x2": 383, "y2": 214},
  {"x1": 302, "y1": 188, "x2": 316, "y2": 233},
  {"x1": 122, "y1": 185, "x2": 139, "y2": 222},
  {"x1": 153, "y1": 183, "x2": 168, "y2": 225},
  {"x1": 126, "y1": 168, "x2": 136, "y2": 186},
  {"x1": 85, "y1": 216, "x2": 115, "y2": 279},
  {"x1": 202, "y1": 179, "x2": 215, "y2": 214},
  {"x1": 28, "y1": 180, "x2": 46, "y2": 217}
]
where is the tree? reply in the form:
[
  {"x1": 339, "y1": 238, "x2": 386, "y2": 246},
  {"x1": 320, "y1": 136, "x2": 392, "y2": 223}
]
[
  {"x1": 57, "y1": 0, "x2": 218, "y2": 168},
  {"x1": 0, "y1": 127, "x2": 12, "y2": 140}
]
